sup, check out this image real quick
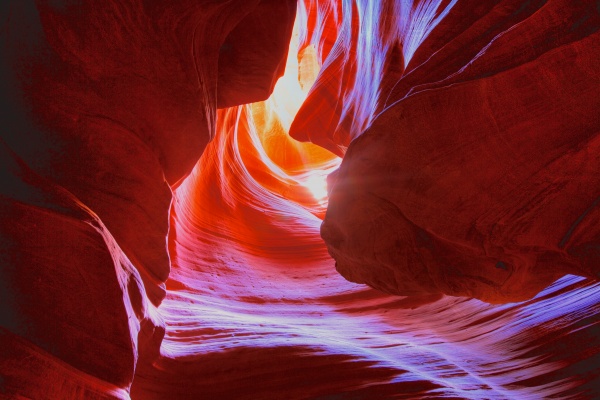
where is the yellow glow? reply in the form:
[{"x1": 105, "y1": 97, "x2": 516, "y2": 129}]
[
  {"x1": 304, "y1": 174, "x2": 328, "y2": 200},
  {"x1": 265, "y1": 19, "x2": 320, "y2": 132},
  {"x1": 248, "y1": 14, "x2": 340, "y2": 206}
]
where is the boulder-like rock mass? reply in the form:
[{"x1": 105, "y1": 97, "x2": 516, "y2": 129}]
[{"x1": 0, "y1": 0, "x2": 598, "y2": 399}]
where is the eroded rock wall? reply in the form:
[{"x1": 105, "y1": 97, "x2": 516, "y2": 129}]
[
  {"x1": 0, "y1": 1, "x2": 295, "y2": 398},
  {"x1": 1, "y1": 0, "x2": 599, "y2": 399},
  {"x1": 309, "y1": 0, "x2": 600, "y2": 303}
]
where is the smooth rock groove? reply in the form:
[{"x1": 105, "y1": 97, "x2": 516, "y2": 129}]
[{"x1": 1, "y1": 1, "x2": 599, "y2": 399}]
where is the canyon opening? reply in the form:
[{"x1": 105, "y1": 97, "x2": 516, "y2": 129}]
[{"x1": 1, "y1": 1, "x2": 599, "y2": 399}]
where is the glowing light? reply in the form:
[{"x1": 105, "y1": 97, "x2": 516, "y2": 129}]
[
  {"x1": 303, "y1": 173, "x2": 328, "y2": 200},
  {"x1": 265, "y1": 17, "x2": 320, "y2": 132},
  {"x1": 246, "y1": 11, "x2": 341, "y2": 210}
]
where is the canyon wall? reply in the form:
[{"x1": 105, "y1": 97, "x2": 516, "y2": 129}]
[
  {"x1": 1, "y1": 0, "x2": 599, "y2": 399},
  {"x1": 0, "y1": 1, "x2": 295, "y2": 397}
]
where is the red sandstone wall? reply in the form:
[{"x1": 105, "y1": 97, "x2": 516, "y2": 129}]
[
  {"x1": 1, "y1": 0, "x2": 599, "y2": 399},
  {"x1": 0, "y1": 1, "x2": 295, "y2": 397},
  {"x1": 314, "y1": 0, "x2": 600, "y2": 303}
]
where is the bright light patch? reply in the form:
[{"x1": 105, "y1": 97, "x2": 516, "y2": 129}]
[
  {"x1": 304, "y1": 174, "x2": 328, "y2": 200},
  {"x1": 265, "y1": 19, "x2": 320, "y2": 132},
  {"x1": 246, "y1": 10, "x2": 340, "y2": 212}
]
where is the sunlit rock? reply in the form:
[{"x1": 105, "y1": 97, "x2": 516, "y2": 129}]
[
  {"x1": 317, "y1": 0, "x2": 600, "y2": 303},
  {"x1": 0, "y1": 0, "x2": 296, "y2": 398},
  {"x1": 1, "y1": 0, "x2": 599, "y2": 399}
]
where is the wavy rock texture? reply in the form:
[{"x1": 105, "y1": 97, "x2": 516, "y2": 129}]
[
  {"x1": 306, "y1": 0, "x2": 600, "y2": 303},
  {"x1": 0, "y1": 0, "x2": 295, "y2": 398},
  {"x1": 1, "y1": 0, "x2": 600, "y2": 399}
]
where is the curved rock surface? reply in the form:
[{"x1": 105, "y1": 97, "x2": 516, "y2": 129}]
[
  {"x1": 0, "y1": 0, "x2": 295, "y2": 398},
  {"x1": 314, "y1": 0, "x2": 600, "y2": 303},
  {"x1": 1, "y1": 0, "x2": 599, "y2": 399}
]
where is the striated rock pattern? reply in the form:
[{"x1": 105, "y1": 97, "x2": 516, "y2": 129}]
[
  {"x1": 312, "y1": 0, "x2": 600, "y2": 303},
  {"x1": 0, "y1": 0, "x2": 295, "y2": 398},
  {"x1": 1, "y1": 0, "x2": 600, "y2": 399}
]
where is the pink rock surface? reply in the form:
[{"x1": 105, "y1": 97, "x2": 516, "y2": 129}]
[{"x1": 1, "y1": 0, "x2": 599, "y2": 399}]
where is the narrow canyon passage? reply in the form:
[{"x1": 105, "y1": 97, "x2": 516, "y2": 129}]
[{"x1": 1, "y1": 1, "x2": 599, "y2": 399}]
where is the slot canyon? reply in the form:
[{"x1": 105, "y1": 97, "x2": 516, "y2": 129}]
[{"x1": 1, "y1": 0, "x2": 599, "y2": 398}]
